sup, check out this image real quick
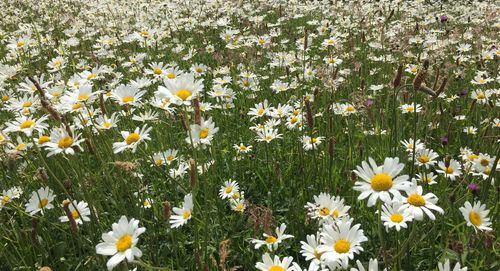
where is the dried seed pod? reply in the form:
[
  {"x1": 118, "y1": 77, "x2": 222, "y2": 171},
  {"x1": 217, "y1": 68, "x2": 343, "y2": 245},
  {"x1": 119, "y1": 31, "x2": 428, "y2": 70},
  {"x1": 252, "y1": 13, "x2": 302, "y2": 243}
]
[
  {"x1": 162, "y1": 200, "x2": 171, "y2": 220},
  {"x1": 189, "y1": 159, "x2": 197, "y2": 189},
  {"x1": 393, "y1": 64, "x2": 403, "y2": 89}
]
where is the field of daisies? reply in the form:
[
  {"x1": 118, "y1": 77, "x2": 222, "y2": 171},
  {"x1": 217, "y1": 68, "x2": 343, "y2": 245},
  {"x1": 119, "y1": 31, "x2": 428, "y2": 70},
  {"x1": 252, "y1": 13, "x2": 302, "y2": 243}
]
[{"x1": 0, "y1": 0, "x2": 498, "y2": 270}]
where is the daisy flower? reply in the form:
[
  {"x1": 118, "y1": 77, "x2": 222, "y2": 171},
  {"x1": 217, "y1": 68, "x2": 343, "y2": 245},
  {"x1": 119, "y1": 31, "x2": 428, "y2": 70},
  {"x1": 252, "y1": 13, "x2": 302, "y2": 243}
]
[
  {"x1": 251, "y1": 223, "x2": 294, "y2": 251},
  {"x1": 186, "y1": 117, "x2": 219, "y2": 147},
  {"x1": 157, "y1": 73, "x2": 203, "y2": 105},
  {"x1": 300, "y1": 234, "x2": 325, "y2": 268},
  {"x1": 230, "y1": 198, "x2": 247, "y2": 212},
  {"x1": 95, "y1": 216, "x2": 146, "y2": 271},
  {"x1": 256, "y1": 127, "x2": 282, "y2": 143},
  {"x1": 302, "y1": 136, "x2": 324, "y2": 151},
  {"x1": 318, "y1": 218, "x2": 368, "y2": 269},
  {"x1": 459, "y1": 201, "x2": 492, "y2": 232},
  {"x1": 437, "y1": 259, "x2": 468, "y2": 271},
  {"x1": 95, "y1": 113, "x2": 120, "y2": 130},
  {"x1": 112, "y1": 84, "x2": 146, "y2": 106},
  {"x1": 380, "y1": 201, "x2": 413, "y2": 231},
  {"x1": 113, "y1": 125, "x2": 152, "y2": 153},
  {"x1": 248, "y1": 100, "x2": 270, "y2": 120},
  {"x1": 305, "y1": 193, "x2": 350, "y2": 220},
  {"x1": 414, "y1": 148, "x2": 439, "y2": 168},
  {"x1": 43, "y1": 126, "x2": 84, "y2": 157},
  {"x1": 25, "y1": 187, "x2": 56, "y2": 215},
  {"x1": 255, "y1": 253, "x2": 295, "y2": 271},
  {"x1": 400, "y1": 103, "x2": 422, "y2": 114},
  {"x1": 352, "y1": 157, "x2": 411, "y2": 207},
  {"x1": 436, "y1": 159, "x2": 462, "y2": 180},
  {"x1": 170, "y1": 193, "x2": 193, "y2": 228},
  {"x1": 219, "y1": 179, "x2": 239, "y2": 199},
  {"x1": 400, "y1": 138, "x2": 425, "y2": 153},
  {"x1": 351, "y1": 258, "x2": 386, "y2": 271},
  {"x1": 414, "y1": 172, "x2": 437, "y2": 185},
  {"x1": 0, "y1": 186, "x2": 23, "y2": 209},
  {"x1": 59, "y1": 200, "x2": 91, "y2": 224},
  {"x1": 234, "y1": 143, "x2": 252, "y2": 153},
  {"x1": 401, "y1": 185, "x2": 444, "y2": 221},
  {"x1": 3, "y1": 115, "x2": 49, "y2": 136}
]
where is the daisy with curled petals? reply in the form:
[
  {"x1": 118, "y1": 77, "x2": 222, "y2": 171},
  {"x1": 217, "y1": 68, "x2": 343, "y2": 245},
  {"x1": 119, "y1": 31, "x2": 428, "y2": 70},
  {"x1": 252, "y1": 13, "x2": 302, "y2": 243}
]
[
  {"x1": 352, "y1": 157, "x2": 411, "y2": 207},
  {"x1": 459, "y1": 201, "x2": 492, "y2": 232},
  {"x1": 112, "y1": 84, "x2": 146, "y2": 106},
  {"x1": 113, "y1": 125, "x2": 152, "y2": 154},
  {"x1": 318, "y1": 217, "x2": 368, "y2": 269},
  {"x1": 25, "y1": 187, "x2": 55, "y2": 215},
  {"x1": 380, "y1": 201, "x2": 413, "y2": 232},
  {"x1": 252, "y1": 223, "x2": 294, "y2": 251},
  {"x1": 157, "y1": 73, "x2": 203, "y2": 105},
  {"x1": 43, "y1": 126, "x2": 84, "y2": 157},
  {"x1": 255, "y1": 253, "x2": 295, "y2": 271},
  {"x1": 3, "y1": 114, "x2": 48, "y2": 136},
  {"x1": 219, "y1": 179, "x2": 239, "y2": 199},
  {"x1": 170, "y1": 193, "x2": 193, "y2": 228},
  {"x1": 401, "y1": 185, "x2": 444, "y2": 221},
  {"x1": 59, "y1": 200, "x2": 91, "y2": 224},
  {"x1": 437, "y1": 259, "x2": 468, "y2": 271},
  {"x1": 95, "y1": 216, "x2": 145, "y2": 271},
  {"x1": 436, "y1": 159, "x2": 462, "y2": 180}
]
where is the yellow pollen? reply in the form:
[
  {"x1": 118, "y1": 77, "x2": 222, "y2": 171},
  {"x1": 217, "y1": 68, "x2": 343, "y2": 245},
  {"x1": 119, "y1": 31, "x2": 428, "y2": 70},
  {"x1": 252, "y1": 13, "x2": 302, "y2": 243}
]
[
  {"x1": 239, "y1": 145, "x2": 247, "y2": 151},
  {"x1": 17, "y1": 41, "x2": 25, "y2": 47},
  {"x1": 1, "y1": 95, "x2": 9, "y2": 101},
  {"x1": 199, "y1": 128, "x2": 209, "y2": 139},
  {"x1": 257, "y1": 108, "x2": 265, "y2": 115},
  {"x1": 370, "y1": 173, "x2": 393, "y2": 192},
  {"x1": 166, "y1": 155, "x2": 174, "y2": 161},
  {"x1": 153, "y1": 68, "x2": 163, "y2": 75},
  {"x1": 310, "y1": 137, "x2": 317, "y2": 144},
  {"x1": 38, "y1": 135, "x2": 50, "y2": 144},
  {"x1": 236, "y1": 203, "x2": 245, "y2": 211},
  {"x1": 22, "y1": 101, "x2": 32, "y2": 107},
  {"x1": 334, "y1": 239, "x2": 351, "y2": 253},
  {"x1": 411, "y1": 68, "x2": 417, "y2": 73},
  {"x1": 126, "y1": 133, "x2": 141, "y2": 145},
  {"x1": 71, "y1": 210, "x2": 80, "y2": 218},
  {"x1": 269, "y1": 266, "x2": 285, "y2": 271},
  {"x1": 2, "y1": 195, "x2": 11, "y2": 204},
  {"x1": 319, "y1": 207, "x2": 330, "y2": 216},
  {"x1": 78, "y1": 94, "x2": 89, "y2": 101},
  {"x1": 346, "y1": 105, "x2": 354, "y2": 112},
  {"x1": 468, "y1": 154, "x2": 478, "y2": 161},
  {"x1": 175, "y1": 89, "x2": 192, "y2": 101},
  {"x1": 167, "y1": 72, "x2": 176, "y2": 79},
  {"x1": 38, "y1": 198, "x2": 49, "y2": 208},
  {"x1": 390, "y1": 213, "x2": 404, "y2": 223},
  {"x1": 407, "y1": 193, "x2": 426, "y2": 206},
  {"x1": 476, "y1": 93, "x2": 485, "y2": 99},
  {"x1": 58, "y1": 137, "x2": 74, "y2": 149},
  {"x1": 480, "y1": 159, "x2": 489, "y2": 167},
  {"x1": 155, "y1": 159, "x2": 163, "y2": 166},
  {"x1": 265, "y1": 236, "x2": 277, "y2": 244},
  {"x1": 87, "y1": 73, "x2": 97, "y2": 80},
  {"x1": 140, "y1": 31, "x2": 149, "y2": 36},
  {"x1": 20, "y1": 120, "x2": 34, "y2": 129},
  {"x1": 116, "y1": 234, "x2": 133, "y2": 252},
  {"x1": 445, "y1": 166, "x2": 454, "y2": 174},
  {"x1": 332, "y1": 209, "x2": 340, "y2": 217},
  {"x1": 225, "y1": 186, "x2": 233, "y2": 193},
  {"x1": 242, "y1": 80, "x2": 250, "y2": 87},
  {"x1": 265, "y1": 135, "x2": 273, "y2": 141},
  {"x1": 122, "y1": 96, "x2": 135, "y2": 103},
  {"x1": 183, "y1": 210, "x2": 191, "y2": 219},
  {"x1": 103, "y1": 122, "x2": 112, "y2": 129},
  {"x1": 195, "y1": 67, "x2": 203, "y2": 73},
  {"x1": 290, "y1": 117, "x2": 298, "y2": 124},
  {"x1": 469, "y1": 211, "x2": 481, "y2": 226},
  {"x1": 418, "y1": 155, "x2": 430, "y2": 163},
  {"x1": 72, "y1": 103, "x2": 82, "y2": 110},
  {"x1": 406, "y1": 106, "x2": 414, "y2": 112},
  {"x1": 15, "y1": 143, "x2": 27, "y2": 151}
]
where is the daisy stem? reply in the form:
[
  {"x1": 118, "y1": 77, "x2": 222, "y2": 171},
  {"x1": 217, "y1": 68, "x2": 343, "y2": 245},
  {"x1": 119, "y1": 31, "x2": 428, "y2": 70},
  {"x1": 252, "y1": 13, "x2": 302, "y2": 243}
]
[
  {"x1": 377, "y1": 201, "x2": 387, "y2": 265},
  {"x1": 134, "y1": 260, "x2": 172, "y2": 270}
]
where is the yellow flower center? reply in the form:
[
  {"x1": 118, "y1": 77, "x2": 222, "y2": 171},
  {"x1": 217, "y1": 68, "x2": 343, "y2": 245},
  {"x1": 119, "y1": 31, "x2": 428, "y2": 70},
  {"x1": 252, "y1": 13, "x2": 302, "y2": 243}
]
[
  {"x1": 2, "y1": 195, "x2": 11, "y2": 204},
  {"x1": 469, "y1": 211, "x2": 481, "y2": 226},
  {"x1": 310, "y1": 137, "x2": 317, "y2": 144},
  {"x1": 480, "y1": 159, "x2": 489, "y2": 167},
  {"x1": 71, "y1": 210, "x2": 80, "y2": 218},
  {"x1": 319, "y1": 207, "x2": 330, "y2": 216},
  {"x1": 406, "y1": 106, "x2": 414, "y2": 112},
  {"x1": 468, "y1": 154, "x2": 478, "y2": 161},
  {"x1": 269, "y1": 266, "x2": 285, "y2": 271},
  {"x1": 22, "y1": 101, "x2": 33, "y2": 107},
  {"x1": 346, "y1": 105, "x2": 355, "y2": 112},
  {"x1": 199, "y1": 128, "x2": 209, "y2": 139},
  {"x1": 38, "y1": 198, "x2": 49, "y2": 208},
  {"x1": 239, "y1": 145, "x2": 247, "y2": 151},
  {"x1": 153, "y1": 68, "x2": 162, "y2": 75},
  {"x1": 16, "y1": 143, "x2": 27, "y2": 151},
  {"x1": 122, "y1": 96, "x2": 134, "y2": 103},
  {"x1": 390, "y1": 213, "x2": 404, "y2": 223},
  {"x1": 370, "y1": 173, "x2": 393, "y2": 192},
  {"x1": 265, "y1": 135, "x2": 273, "y2": 141},
  {"x1": 20, "y1": 120, "x2": 34, "y2": 129},
  {"x1": 183, "y1": 210, "x2": 191, "y2": 219},
  {"x1": 126, "y1": 133, "x2": 141, "y2": 145},
  {"x1": 17, "y1": 41, "x2": 25, "y2": 47},
  {"x1": 477, "y1": 93, "x2": 486, "y2": 99},
  {"x1": 265, "y1": 236, "x2": 277, "y2": 244},
  {"x1": 103, "y1": 122, "x2": 112, "y2": 129},
  {"x1": 334, "y1": 239, "x2": 351, "y2": 253},
  {"x1": 140, "y1": 31, "x2": 149, "y2": 37},
  {"x1": 155, "y1": 159, "x2": 163, "y2": 166},
  {"x1": 167, "y1": 72, "x2": 176, "y2": 79},
  {"x1": 445, "y1": 166, "x2": 454, "y2": 174},
  {"x1": 290, "y1": 117, "x2": 298, "y2": 124},
  {"x1": 418, "y1": 155, "x2": 430, "y2": 163},
  {"x1": 87, "y1": 73, "x2": 97, "y2": 80},
  {"x1": 175, "y1": 89, "x2": 192, "y2": 101},
  {"x1": 58, "y1": 137, "x2": 74, "y2": 149},
  {"x1": 72, "y1": 103, "x2": 82, "y2": 110},
  {"x1": 242, "y1": 80, "x2": 250, "y2": 87},
  {"x1": 195, "y1": 67, "x2": 203, "y2": 73},
  {"x1": 225, "y1": 186, "x2": 233, "y2": 193},
  {"x1": 78, "y1": 94, "x2": 89, "y2": 101},
  {"x1": 116, "y1": 234, "x2": 133, "y2": 252},
  {"x1": 1, "y1": 95, "x2": 9, "y2": 101},
  {"x1": 38, "y1": 135, "x2": 50, "y2": 144},
  {"x1": 166, "y1": 155, "x2": 174, "y2": 161},
  {"x1": 235, "y1": 203, "x2": 245, "y2": 211},
  {"x1": 407, "y1": 193, "x2": 426, "y2": 206},
  {"x1": 332, "y1": 209, "x2": 340, "y2": 218}
]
